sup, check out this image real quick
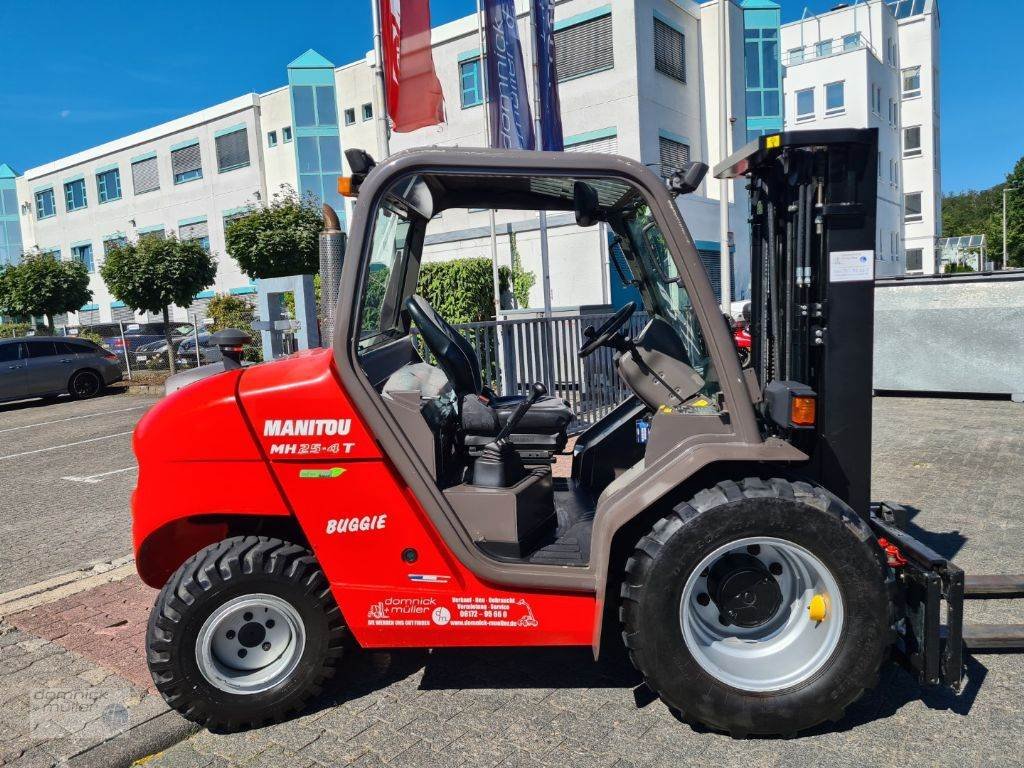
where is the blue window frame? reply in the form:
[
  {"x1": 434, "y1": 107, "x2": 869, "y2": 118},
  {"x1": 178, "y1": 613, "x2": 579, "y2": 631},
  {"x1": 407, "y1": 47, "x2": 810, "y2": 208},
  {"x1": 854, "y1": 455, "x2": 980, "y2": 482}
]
[
  {"x1": 35, "y1": 188, "x2": 56, "y2": 219},
  {"x1": 64, "y1": 178, "x2": 87, "y2": 211},
  {"x1": 743, "y1": 27, "x2": 781, "y2": 124},
  {"x1": 796, "y1": 88, "x2": 815, "y2": 119},
  {"x1": 843, "y1": 33, "x2": 862, "y2": 52},
  {"x1": 815, "y1": 40, "x2": 833, "y2": 58},
  {"x1": 316, "y1": 86, "x2": 338, "y2": 125},
  {"x1": 460, "y1": 58, "x2": 483, "y2": 108},
  {"x1": 293, "y1": 85, "x2": 338, "y2": 127},
  {"x1": 96, "y1": 168, "x2": 122, "y2": 203},
  {"x1": 71, "y1": 243, "x2": 94, "y2": 272}
]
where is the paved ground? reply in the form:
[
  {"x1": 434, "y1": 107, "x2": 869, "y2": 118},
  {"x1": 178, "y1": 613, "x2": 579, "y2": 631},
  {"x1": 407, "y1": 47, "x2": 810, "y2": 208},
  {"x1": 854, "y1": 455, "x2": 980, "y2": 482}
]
[
  {"x1": 0, "y1": 395, "x2": 1022, "y2": 766},
  {"x1": 0, "y1": 391, "x2": 159, "y2": 592}
]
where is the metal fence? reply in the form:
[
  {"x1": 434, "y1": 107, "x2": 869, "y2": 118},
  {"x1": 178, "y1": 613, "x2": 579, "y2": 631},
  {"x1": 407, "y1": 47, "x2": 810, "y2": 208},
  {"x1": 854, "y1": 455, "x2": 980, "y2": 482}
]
[{"x1": 416, "y1": 311, "x2": 649, "y2": 431}]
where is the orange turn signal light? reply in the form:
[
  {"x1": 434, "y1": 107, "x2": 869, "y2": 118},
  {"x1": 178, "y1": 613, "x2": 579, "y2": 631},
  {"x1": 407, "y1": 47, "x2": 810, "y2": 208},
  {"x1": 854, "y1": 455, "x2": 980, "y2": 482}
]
[
  {"x1": 790, "y1": 395, "x2": 817, "y2": 427},
  {"x1": 337, "y1": 176, "x2": 356, "y2": 197}
]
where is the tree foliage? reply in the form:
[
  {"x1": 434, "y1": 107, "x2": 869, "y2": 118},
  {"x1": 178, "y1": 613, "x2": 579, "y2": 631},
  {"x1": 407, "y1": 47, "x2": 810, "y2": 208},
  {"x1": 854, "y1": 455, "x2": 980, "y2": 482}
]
[
  {"x1": 100, "y1": 235, "x2": 217, "y2": 371},
  {"x1": 207, "y1": 293, "x2": 262, "y2": 362},
  {"x1": 225, "y1": 190, "x2": 323, "y2": 279},
  {"x1": 942, "y1": 153, "x2": 1024, "y2": 268},
  {"x1": 0, "y1": 252, "x2": 92, "y2": 331},
  {"x1": 413, "y1": 257, "x2": 536, "y2": 325}
]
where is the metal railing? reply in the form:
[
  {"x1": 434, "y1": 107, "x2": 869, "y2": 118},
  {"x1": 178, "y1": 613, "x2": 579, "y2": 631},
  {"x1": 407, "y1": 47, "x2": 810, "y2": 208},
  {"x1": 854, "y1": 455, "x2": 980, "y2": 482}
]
[{"x1": 416, "y1": 310, "x2": 650, "y2": 431}]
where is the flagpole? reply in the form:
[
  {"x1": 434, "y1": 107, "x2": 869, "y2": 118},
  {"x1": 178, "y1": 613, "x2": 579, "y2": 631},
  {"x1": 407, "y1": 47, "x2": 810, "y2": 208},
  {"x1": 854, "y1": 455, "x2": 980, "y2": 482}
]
[
  {"x1": 528, "y1": 1, "x2": 553, "y2": 321},
  {"x1": 370, "y1": 0, "x2": 391, "y2": 159},
  {"x1": 718, "y1": 0, "x2": 732, "y2": 314},
  {"x1": 476, "y1": 0, "x2": 502, "y2": 321}
]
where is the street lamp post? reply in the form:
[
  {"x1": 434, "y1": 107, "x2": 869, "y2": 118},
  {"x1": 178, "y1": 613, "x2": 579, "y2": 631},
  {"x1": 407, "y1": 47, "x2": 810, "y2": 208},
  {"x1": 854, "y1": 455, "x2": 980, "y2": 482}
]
[{"x1": 1003, "y1": 186, "x2": 1022, "y2": 270}]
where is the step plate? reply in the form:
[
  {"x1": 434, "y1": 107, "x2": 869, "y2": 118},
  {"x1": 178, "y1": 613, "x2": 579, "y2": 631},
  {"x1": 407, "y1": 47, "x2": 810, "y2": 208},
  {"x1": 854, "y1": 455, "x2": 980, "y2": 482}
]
[
  {"x1": 964, "y1": 575, "x2": 1024, "y2": 598},
  {"x1": 962, "y1": 624, "x2": 1024, "y2": 651}
]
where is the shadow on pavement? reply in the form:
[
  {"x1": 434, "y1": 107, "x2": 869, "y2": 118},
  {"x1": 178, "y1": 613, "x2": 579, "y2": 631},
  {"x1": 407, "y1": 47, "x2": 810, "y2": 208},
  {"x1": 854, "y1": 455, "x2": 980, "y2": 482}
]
[
  {"x1": 0, "y1": 386, "x2": 128, "y2": 414},
  {"x1": 901, "y1": 504, "x2": 969, "y2": 560}
]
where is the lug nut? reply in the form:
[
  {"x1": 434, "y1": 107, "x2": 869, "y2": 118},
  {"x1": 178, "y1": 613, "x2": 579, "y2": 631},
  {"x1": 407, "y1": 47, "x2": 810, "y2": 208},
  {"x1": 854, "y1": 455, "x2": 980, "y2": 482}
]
[
  {"x1": 769, "y1": 562, "x2": 783, "y2": 576},
  {"x1": 262, "y1": 642, "x2": 272, "y2": 652},
  {"x1": 238, "y1": 649, "x2": 247, "y2": 658},
  {"x1": 225, "y1": 630, "x2": 235, "y2": 640},
  {"x1": 746, "y1": 544, "x2": 761, "y2": 556},
  {"x1": 265, "y1": 619, "x2": 275, "y2": 629},
  {"x1": 243, "y1": 612, "x2": 253, "y2": 621},
  {"x1": 696, "y1": 593, "x2": 711, "y2": 607}
]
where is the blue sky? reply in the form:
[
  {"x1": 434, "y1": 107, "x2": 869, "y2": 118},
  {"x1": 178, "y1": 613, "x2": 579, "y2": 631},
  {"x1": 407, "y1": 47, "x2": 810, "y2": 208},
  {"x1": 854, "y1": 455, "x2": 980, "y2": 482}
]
[{"x1": 0, "y1": 0, "x2": 1019, "y2": 193}]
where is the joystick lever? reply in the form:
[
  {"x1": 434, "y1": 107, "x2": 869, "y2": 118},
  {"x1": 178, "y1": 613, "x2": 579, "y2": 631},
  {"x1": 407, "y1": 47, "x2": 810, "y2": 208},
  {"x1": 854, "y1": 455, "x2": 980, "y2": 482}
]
[{"x1": 494, "y1": 383, "x2": 547, "y2": 444}]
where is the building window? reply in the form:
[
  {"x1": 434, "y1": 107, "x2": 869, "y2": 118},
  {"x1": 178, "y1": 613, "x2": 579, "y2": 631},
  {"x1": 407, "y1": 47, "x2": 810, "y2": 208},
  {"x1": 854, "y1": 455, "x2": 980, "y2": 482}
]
[
  {"x1": 825, "y1": 81, "x2": 845, "y2": 115},
  {"x1": 215, "y1": 128, "x2": 250, "y2": 173},
  {"x1": 564, "y1": 129, "x2": 619, "y2": 154},
  {"x1": 903, "y1": 126, "x2": 922, "y2": 157},
  {"x1": 267, "y1": 130, "x2": 278, "y2": 148},
  {"x1": 905, "y1": 248, "x2": 923, "y2": 272},
  {"x1": 35, "y1": 188, "x2": 56, "y2": 219},
  {"x1": 658, "y1": 135, "x2": 690, "y2": 177},
  {"x1": 815, "y1": 40, "x2": 833, "y2": 58},
  {"x1": 282, "y1": 126, "x2": 292, "y2": 142},
  {"x1": 343, "y1": 108, "x2": 356, "y2": 126},
  {"x1": 179, "y1": 220, "x2": 210, "y2": 252},
  {"x1": 787, "y1": 47, "x2": 804, "y2": 65},
  {"x1": 886, "y1": 37, "x2": 894, "y2": 65},
  {"x1": 361, "y1": 103, "x2": 373, "y2": 121},
  {"x1": 904, "y1": 192, "x2": 923, "y2": 222},
  {"x1": 842, "y1": 33, "x2": 861, "y2": 51},
  {"x1": 131, "y1": 156, "x2": 160, "y2": 195},
  {"x1": 293, "y1": 85, "x2": 338, "y2": 127},
  {"x1": 654, "y1": 18, "x2": 686, "y2": 84},
  {"x1": 796, "y1": 88, "x2": 814, "y2": 120},
  {"x1": 64, "y1": 178, "x2": 87, "y2": 211},
  {"x1": 103, "y1": 236, "x2": 127, "y2": 255},
  {"x1": 744, "y1": 27, "x2": 780, "y2": 121},
  {"x1": 902, "y1": 66, "x2": 921, "y2": 98},
  {"x1": 555, "y1": 12, "x2": 613, "y2": 81},
  {"x1": 171, "y1": 143, "x2": 203, "y2": 184},
  {"x1": 139, "y1": 227, "x2": 165, "y2": 241},
  {"x1": 459, "y1": 58, "x2": 483, "y2": 108},
  {"x1": 96, "y1": 168, "x2": 122, "y2": 203},
  {"x1": 71, "y1": 243, "x2": 94, "y2": 272}
]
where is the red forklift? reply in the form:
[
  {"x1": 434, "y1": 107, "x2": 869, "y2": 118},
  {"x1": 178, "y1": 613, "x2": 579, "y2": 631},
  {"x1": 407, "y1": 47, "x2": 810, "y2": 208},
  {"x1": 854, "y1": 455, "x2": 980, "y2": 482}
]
[{"x1": 133, "y1": 130, "x2": 1022, "y2": 736}]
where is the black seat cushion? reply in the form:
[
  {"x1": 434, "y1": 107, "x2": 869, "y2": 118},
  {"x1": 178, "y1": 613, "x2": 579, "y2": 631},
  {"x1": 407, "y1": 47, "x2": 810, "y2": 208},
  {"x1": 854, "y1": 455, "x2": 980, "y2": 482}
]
[{"x1": 462, "y1": 394, "x2": 573, "y2": 436}]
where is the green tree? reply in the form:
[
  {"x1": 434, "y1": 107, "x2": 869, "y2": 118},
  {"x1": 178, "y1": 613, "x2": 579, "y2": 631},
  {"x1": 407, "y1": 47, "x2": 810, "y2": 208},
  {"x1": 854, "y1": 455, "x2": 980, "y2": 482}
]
[
  {"x1": 1003, "y1": 156, "x2": 1024, "y2": 268},
  {"x1": 206, "y1": 293, "x2": 262, "y2": 362},
  {"x1": 0, "y1": 252, "x2": 92, "y2": 332},
  {"x1": 942, "y1": 153, "x2": 1024, "y2": 269},
  {"x1": 100, "y1": 236, "x2": 217, "y2": 372},
  {"x1": 225, "y1": 190, "x2": 323, "y2": 279}
]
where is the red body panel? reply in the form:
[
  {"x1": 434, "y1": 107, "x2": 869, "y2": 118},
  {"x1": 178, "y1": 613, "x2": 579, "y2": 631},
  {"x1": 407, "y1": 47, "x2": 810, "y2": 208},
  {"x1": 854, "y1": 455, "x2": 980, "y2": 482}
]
[{"x1": 133, "y1": 349, "x2": 597, "y2": 647}]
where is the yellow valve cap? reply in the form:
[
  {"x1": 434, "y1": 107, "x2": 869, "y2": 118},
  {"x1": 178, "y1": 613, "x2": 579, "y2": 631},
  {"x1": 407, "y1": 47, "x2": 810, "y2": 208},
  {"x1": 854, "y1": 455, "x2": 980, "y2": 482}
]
[{"x1": 808, "y1": 594, "x2": 828, "y2": 622}]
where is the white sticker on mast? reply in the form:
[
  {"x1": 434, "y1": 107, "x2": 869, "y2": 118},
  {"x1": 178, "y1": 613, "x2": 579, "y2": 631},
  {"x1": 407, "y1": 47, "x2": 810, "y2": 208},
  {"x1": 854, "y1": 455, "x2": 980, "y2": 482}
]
[{"x1": 829, "y1": 250, "x2": 875, "y2": 283}]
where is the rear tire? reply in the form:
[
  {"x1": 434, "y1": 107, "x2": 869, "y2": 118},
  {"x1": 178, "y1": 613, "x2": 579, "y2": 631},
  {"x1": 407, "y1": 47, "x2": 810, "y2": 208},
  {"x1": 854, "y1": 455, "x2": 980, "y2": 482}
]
[
  {"x1": 620, "y1": 478, "x2": 889, "y2": 737},
  {"x1": 147, "y1": 536, "x2": 346, "y2": 731},
  {"x1": 69, "y1": 369, "x2": 103, "y2": 399}
]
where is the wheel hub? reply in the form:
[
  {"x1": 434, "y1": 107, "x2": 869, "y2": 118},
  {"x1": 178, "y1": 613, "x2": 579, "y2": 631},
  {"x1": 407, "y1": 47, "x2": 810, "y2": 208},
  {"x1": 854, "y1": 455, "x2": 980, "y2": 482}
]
[{"x1": 707, "y1": 553, "x2": 782, "y2": 627}]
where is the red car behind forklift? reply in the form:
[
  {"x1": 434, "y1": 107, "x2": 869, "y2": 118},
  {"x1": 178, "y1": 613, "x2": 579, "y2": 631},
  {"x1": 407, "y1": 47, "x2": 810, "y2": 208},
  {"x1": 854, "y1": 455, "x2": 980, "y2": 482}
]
[{"x1": 133, "y1": 129, "x2": 1023, "y2": 737}]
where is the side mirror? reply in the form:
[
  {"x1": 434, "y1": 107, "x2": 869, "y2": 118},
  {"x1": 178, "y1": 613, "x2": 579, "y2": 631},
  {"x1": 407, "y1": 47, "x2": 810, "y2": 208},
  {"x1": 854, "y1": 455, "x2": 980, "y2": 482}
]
[
  {"x1": 667, "y1": 162, "x2": 709, "y2": 197},
  {"x1": 210, "y1": 328, "x2": 249, "y2": 371},
  {"x1": 573, "y1": 181, "x2": 601, "y2": 227},
  {"x1": 344, "y1": 148, "x2": 376, "y2": 176}
]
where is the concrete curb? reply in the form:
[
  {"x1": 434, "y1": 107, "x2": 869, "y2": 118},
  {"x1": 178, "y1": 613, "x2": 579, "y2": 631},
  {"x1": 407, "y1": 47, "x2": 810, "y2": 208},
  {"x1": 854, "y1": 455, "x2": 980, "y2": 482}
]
[
  {"x1": 0, "y1": 556, "x2": 136, "y2": 619},
  {"x1": 66, "y1": 710, "x2": 200, "y2": 768}
]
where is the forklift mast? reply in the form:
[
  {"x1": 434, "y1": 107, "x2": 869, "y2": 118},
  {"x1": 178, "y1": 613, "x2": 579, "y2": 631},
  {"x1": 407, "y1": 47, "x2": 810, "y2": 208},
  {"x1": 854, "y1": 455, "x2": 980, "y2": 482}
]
[{"x1": 716, "y1": 129, "x2": 879, "y2": 515}]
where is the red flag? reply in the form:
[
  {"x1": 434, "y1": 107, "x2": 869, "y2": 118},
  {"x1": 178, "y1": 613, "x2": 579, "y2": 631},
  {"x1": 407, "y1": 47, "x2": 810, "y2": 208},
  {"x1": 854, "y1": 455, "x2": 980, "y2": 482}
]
[{"x1": 379, "y1": 0, "x2": 445, "y2": 133}]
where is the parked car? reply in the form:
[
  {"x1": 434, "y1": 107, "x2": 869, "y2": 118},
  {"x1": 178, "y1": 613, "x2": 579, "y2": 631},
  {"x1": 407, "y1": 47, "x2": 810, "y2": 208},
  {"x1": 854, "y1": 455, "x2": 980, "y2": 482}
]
[
  {"x1": 0, "y1": 337, "x2": 122, "y2": 403},
  {"x1": 134, "y1": 336, "x2": 190, "y2": 368},
  {"x1": 176, "y1": 333, "x2": 224, "y2": 368},
  {"x1": 86, "y1": 322, "x2": 195, "y2": 356}
]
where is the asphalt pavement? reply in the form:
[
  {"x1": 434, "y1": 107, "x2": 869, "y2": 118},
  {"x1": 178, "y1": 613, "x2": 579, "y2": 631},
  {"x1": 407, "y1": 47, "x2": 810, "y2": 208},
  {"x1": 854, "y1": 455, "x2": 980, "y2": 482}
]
[{"x1": 0, "y1": 391, "x2": 159, "y2": 593}]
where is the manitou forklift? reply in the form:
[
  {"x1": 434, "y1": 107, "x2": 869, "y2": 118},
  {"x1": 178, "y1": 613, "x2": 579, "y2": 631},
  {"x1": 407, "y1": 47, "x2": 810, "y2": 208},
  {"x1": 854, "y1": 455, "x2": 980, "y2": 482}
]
[{"x1": 134, "y1": 129, "x2": 1022, "y2": 737}]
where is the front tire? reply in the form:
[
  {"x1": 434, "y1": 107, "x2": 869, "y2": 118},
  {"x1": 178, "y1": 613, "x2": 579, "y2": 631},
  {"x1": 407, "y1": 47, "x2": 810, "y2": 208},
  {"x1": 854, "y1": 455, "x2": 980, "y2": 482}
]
[
  {"x1": 147, "y1": 536, "x2": 346, "y2": 731},
  {"x1": 69, "y1": 369, "x2": 103, "y2": 399},
  {"x1": 620, "y1": 478, "x2": 889, "y2": 737}
]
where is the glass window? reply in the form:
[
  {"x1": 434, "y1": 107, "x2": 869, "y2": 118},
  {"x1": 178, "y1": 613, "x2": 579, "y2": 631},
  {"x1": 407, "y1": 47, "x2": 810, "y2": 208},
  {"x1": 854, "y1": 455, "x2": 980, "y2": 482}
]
[
  {"x1": 746, "y1": 90, "x2": 762, "y2": 118},
  {"x1": 843, "y1": 33, "x2": 861, "y2": 51},
  {"x1": 267, "y1": 130, "x2": 278, "y2": 147},
  {"x1": 0, "y1": 343, "x2": 20, "y2": 362},
  {"x1": 343, "y1": 108, "x2": 356, "y2": 126},
  {"x1": 788, "y1": 47, "x2": 804, "y2": 65},
  {"x1": 825, "y1": 81, "x2": 845, "y2": 115},
  {"x1": 282, "y1": 126, "x2": 292, "y2": 142},
  {"x1": 171, "y1": 143, "x2": 203, "y2": 184},
  {"x1": 555, "y1": 12, "x2": 613, "y2": 81},
  {"x1": 297, "y1": 136, "x2": 320, "y2": 174},
  {"x1": 904, "y1": 192, "x2": 923, "y2": 222},
  {"x1": 761, "y1": 38, "x2": 778, "y2": 88},
  {"x1": 25, "y1": 340, "x2": 56, "y2": 358},
  {"x1": 215, "y1": 128, "x2": 250, "y2": 172},
  {"x1": 131, "y1": 156, "x2": 160, "y2": 194},
  {"x1": 654, "y1": 18, "x2": 686, "y2": 83},
  {"x1": 460, "y1": 58, "x2": 483, "y2": 108},
  {"x1": 64, "y1": 178, "x2": 87, "y2": 211},
  {"x1": 906, "y1": 248, "x2": 923, "y2": 271},
  {"x1": 903, "y1": 126, "x2": 922, "y2": 157},
  {"x1": 902, "y1": 66, "x2": 921, "y2": 97},
  {"x1": 316, "y1": 86, "x2": 338, "y2": 125},
  {"x1": 763, "y1": 90, "x2": 780, "y2": 117},
  {"x1": 361, "y1": 102, "x2": 373, "y2": 121},
  {"x1": 35, "y1": 188, "x2": 56, "y2": 219},
  {"x1": 796, "y1": 88, "x2": 814, "y2": 119},
  {"x1": 71, "y1": 243, "x2": 94, "y2": 272},
  {"x1": 96, "y1": 168, "x2": 121, "y2": 203},
  {"x1": 293, "y1": 86, "x2": 316, "y2": 127},
  {"x1": 359, "y1": 199, "x2": 413, "y2": 350},
  {"x1": 318, "y1": 136, "x2": 342, "y2": 173},
  {"x1": 815, "y1": 40, "x2": 832, "y2": 58}
]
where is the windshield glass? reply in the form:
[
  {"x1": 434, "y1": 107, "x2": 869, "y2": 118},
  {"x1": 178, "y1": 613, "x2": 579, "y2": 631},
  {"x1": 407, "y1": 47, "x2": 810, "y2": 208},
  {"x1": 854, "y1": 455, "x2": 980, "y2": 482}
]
[
  {"x1": 622, "y1": 205, "x2": 719, "y2": 393},
  {"x1": 359, "y1": 199, "x2": 413, "y2": 351}
]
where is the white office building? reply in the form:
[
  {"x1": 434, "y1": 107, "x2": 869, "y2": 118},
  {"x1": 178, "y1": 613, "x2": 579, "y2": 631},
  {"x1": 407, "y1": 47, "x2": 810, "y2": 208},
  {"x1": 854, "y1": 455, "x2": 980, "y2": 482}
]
[
  {"x1": 5, "y1": 0, "x2": 756, "y2": 327},
  {"x1": 780, "y1": 0, "x2": 942, "y2": 276}
]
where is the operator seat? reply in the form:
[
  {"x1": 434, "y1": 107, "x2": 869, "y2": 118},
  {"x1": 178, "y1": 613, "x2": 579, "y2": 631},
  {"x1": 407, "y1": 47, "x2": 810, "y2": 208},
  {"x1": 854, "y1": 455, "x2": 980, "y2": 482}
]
[{"x1": 404, "y1": 295, "x2": 573, "y2": 455}]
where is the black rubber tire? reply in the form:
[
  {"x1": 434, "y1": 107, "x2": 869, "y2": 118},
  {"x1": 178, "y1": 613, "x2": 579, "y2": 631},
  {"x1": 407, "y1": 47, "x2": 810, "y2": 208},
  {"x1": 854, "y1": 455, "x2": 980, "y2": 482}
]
[
  {"x1": 147, "y1": 536, "x2": 346, "y2": 731},
  {"x1": 68, "y1": 369, "x2": 103, "y2": 399},
  {"x1": 620, "y1": 477, "x2": 889, "y2": 737}
]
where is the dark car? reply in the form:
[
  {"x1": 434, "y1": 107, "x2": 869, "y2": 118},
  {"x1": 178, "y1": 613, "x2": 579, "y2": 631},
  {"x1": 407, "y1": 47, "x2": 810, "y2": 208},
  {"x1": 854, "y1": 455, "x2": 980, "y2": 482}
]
[
  {"x1": 0, "y1": 337, "x2": 123, "y2": 402},
  {"x1": 134, "y1": 336, "x2": 189, "y2": 368},
  {"x1": 175, "y1": 333, "x2": 224, "y2": 368},
  {"x1": 88, "y1": 322, "x2": 195, "y2": 355}
]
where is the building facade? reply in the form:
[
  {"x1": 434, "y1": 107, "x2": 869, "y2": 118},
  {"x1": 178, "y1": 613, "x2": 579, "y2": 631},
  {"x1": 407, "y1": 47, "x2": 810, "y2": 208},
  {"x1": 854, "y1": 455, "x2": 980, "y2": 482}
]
[
  {"x1": 780, "y1": 0, "x2": 941, "y2": 276},
  {"x1": 4, "y1": 0, "x2": 753, "y2": 327}
]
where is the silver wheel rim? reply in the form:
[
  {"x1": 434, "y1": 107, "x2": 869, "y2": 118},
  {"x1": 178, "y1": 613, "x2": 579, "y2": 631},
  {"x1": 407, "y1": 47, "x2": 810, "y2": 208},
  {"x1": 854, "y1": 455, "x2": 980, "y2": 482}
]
[
  {"x1": 679, "y1": 536, "x2": 844, "y2": 692},
  {"x1": 195, "y1": 594, "x2": 306, "y2": 695}
]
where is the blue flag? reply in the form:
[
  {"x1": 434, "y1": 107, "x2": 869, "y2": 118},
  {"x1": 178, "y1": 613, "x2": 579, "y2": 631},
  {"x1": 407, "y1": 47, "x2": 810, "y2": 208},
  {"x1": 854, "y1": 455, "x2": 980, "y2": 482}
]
[
  {"x1": 484, "y1": 0, "x2": 535, "y2": 150},
  {"x1": 533, "y1": 0, "x2": 563, "y2": 151}
]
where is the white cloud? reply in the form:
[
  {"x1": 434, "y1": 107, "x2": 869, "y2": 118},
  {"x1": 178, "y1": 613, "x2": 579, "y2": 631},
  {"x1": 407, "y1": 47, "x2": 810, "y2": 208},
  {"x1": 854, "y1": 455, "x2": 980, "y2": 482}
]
[{"x1": 60, "y1": 109, "x2": 71, "y2": 118}]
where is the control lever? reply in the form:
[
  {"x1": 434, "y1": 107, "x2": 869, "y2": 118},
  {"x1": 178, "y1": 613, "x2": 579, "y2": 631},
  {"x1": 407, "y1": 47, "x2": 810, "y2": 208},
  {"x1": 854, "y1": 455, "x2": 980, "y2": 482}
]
[{"x1": 494, "y1": 382, "x2": 547, "y2": 444}]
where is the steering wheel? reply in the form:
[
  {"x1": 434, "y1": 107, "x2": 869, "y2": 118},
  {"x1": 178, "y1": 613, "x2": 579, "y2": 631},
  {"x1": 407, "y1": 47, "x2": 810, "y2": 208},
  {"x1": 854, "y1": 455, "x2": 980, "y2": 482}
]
[{"x1": 579, "y1": 302, "x2": 636, "y2": 358}]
